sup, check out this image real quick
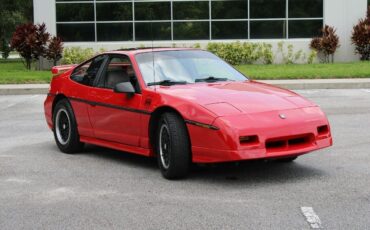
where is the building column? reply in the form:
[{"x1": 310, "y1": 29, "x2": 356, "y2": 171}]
[
  {"x1": 324, "y1": 0, "x2": 368, "y2": 62},
  {"x1": 33, "y1": 0, "x2": 56, "y2": 35}
]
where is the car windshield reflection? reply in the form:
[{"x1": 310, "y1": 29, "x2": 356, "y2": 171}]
[{"x1": 135, "y1": 50, "x2": 248, "y2": 86}]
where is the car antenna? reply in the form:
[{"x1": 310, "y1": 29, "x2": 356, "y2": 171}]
[{"x1": 150, "y1": 9, "x2": 156, "y2": 92}]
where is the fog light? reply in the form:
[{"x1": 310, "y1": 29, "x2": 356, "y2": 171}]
[{"x1": 317, "y1": 125, "x2": 329, "y2": 136}]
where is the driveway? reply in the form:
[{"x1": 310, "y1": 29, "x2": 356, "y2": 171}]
[{"x1": 0, "y1": 89, "x2": 369, "y2": 229}]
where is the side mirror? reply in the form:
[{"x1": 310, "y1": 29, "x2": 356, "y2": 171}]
[{"x1": 113, "y1": 82, "x2": 135, "y2": 96}]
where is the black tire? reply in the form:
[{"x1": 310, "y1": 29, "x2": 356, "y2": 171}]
[
  {"x1": 155, "y1": 112, "x2": 191, "y2": 179},
  {"x1": 276, "y1": 156, "x2": 298, "y2": 163},
  {"x1": 53, "y1": 99, "x2": 84, "y2": 153}
]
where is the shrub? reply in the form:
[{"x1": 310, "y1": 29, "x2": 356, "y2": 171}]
[
  {"x1": 276, "y1": 42, "x2": 308, "y2": 64},
  {"x1": 192, "y1": 43, "x2": 201, "y2": 49},
  {"x1": 1, "y1": 39, "x2": 11, "y2": 59},
  {"x1": 10, "y1": 23, "x2": 50, "y2": 69},
  {"x1": 61, "y1": 47, "x2": 94, "y2": 64},
  {"x1": 33, "y1": 23, "x2": 50, "y2": 61},
  {"x1": 46, "y1": 36, "x2": 63, "y2": 66},
  {"x1": 98, "y1": 47, "x2": 107, "y2": 54},
  {"x1": 310, "y1": 25, "x2": 340, "y2": 63},
  {"x1": 307, "y1": 50, "x2": 318, "y2": 64},
  {"x1": 352, "y1": 6, "x2": 370, "y2": 60},
  {"x1": 206, "y1": 41, "x2": 273, "y2": 65}
]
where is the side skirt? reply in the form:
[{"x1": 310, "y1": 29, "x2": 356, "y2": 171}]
[{"x1": 80, "y1": 136, "x2": 152, "y2": 157}]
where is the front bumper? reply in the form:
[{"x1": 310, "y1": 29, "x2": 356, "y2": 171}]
[
  {"x1": 191, "y1": 137, "x2": 332, "y2": 163},
  {"x1": 188, "y1": 107, "x2": 333, "y2": 163}
]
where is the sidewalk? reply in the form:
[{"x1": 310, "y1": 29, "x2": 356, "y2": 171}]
[{"x1": 0, "y1": 79, "x2": 370, "y2": 95}]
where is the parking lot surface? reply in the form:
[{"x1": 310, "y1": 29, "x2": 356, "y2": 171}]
[{"x1": 0, "y1": 89, "x2": 370, "y2": 229}]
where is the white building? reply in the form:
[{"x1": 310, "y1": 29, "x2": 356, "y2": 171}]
[{"x1": 34, "y1": 0, "x2": 368, "y2": 62}]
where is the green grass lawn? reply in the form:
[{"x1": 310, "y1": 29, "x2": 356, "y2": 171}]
[
  {"x1": 0, "y1": 59, "x2": 369, "y2": 84},
  {"x1": 0, "y1": 59, "x2": 50, "y2": 84},
  {"x1": 236, "y1": 62, "x2": 370, "y2": 80}
]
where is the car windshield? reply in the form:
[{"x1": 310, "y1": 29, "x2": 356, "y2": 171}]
[{"x1": 135, "y1": 50, "x2": 248, "y2": 85}]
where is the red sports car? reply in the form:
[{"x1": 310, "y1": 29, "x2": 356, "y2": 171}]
[{"x1": 44, "y1": 48, "x2": 332, "y2": 179}]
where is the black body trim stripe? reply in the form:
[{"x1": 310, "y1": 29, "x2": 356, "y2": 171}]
[
  {"x1": 67, "y1": 96, "x2": 151, "y2": 115},
  {"x1": 49, "y1": 94, "x2": 217, "y2": 129},
  {"x1": 185, "y1": 120, "x2": 219, "y2": 130}
]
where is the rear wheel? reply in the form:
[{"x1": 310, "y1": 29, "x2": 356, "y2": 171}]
[
  {"x1": 156, "y1": 112, "x2": 190, "y2": 179},
  {"x1": 53, "y1": 99, "x2": 84, "y2": 153}
]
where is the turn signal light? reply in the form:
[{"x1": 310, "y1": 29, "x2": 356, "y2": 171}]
[{"x1": 240, "y1": 135, "x2": 259, "y2": 145}]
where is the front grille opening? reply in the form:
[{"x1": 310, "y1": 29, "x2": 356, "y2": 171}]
[
  {"x1": 265, "y1": 134, "x2": 314, "y2": 152},
  {"x1": 317, "y1": 125, "x2": 329, "y2": 136},
  {"x1": 240, "y1": 135, "x2": 259, "y2": 145},
  {"x1": 266, "y1": 140, "x2": 287, "y2": 149},
  {"x1": 288, "y1": 137, "x2": 309, "y2": 146}
]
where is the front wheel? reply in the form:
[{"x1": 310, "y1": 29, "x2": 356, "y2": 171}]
[
  {"x1": 53, "y1": 99, "x2": 84, "y2": 153},
  {"x1": 156, "y1": 112, "x2": 191, "y2": 179}
]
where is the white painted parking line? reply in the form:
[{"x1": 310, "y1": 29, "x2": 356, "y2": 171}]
[
  {"x1": 5, "y1": 178, "x2": 31, "y2": 184},
  {"x1": 362, "y1": 89, "x2": 370, "y2": 93},
  {"x1": 4, "y1": 95, "x2": 40, "y2": 109},
  {"x1": 301, "y1": 207, "x2": 323, "y2": 229},
  {"x1": 4, "y1": 103, "x2": 16, "y2": 109}
]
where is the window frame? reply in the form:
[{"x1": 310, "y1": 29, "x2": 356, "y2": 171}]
[
  {"x1": 70, "y1": 54, "x2": 109, "y2": 87},
  {"x1": 95, "y1": 54, "x2": 142, "y2": 94},
  {"x1": 56, "y1": 0, "x2": 324, "y2": 42}
]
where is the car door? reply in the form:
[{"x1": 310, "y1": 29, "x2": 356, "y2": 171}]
[
  {"x1": 67, "y1": 55, "x2": 108, "y2": 137},
  {"x1": 87, "y1": 54, "x2": 144, "y2": 146}
]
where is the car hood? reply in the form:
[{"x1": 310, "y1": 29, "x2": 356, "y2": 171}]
[{"x1": 157, "y1": 81, "x2": 316, "y2": 116}]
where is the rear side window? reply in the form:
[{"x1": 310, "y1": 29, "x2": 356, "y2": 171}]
[{"x1": 71, "y1": 55, "x2": 107, "y2": 86}]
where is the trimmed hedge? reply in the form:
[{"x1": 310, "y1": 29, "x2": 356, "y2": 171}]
[
  {"x1": 206, "y1": 42, "x2": 273, "y2": 65},
  {"x1": 61, "y1": 47, "x2": 94, "y2": 65}
]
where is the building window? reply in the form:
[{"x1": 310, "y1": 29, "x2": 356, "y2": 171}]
[
  {"x1": 55, "y1": 0, "x2": 324, "y2": 42},
  {"x1": 135, "y1": 2, "x2": 171, "y2": 20},
  {"x1": 96, "y1": 2, "x2": 132, "y2": 21},
  {"x1": 212, "y1": 21, "x2": 248, "y2": 39},
  {"x1": 250, "y1": 0, "x2": 286, "y2": 19},
  {"x1": 288, "y1": 20, "x2": 323, "y2": 38},
  {"x1": 289, "y1": 0, "x2": 323, "y2": 18},
  {"x1": 97, "y1": 23, "x2": 133, "y2": 41},
  {"x1": 135, "y1": 22, "x2": 171, "y2": 41},
  {"x1": 173, "y1": 1, "x2": 209, "y2": 20},
  {"x1": 173, "y1": 22, "x2": 209, "y2": 40},
  {"x1": 57, "y1": 23, "x2": 95, "y2": 42},
  {"x1": 56, "y1": 3, "x2": 94, "y2": 22},
  {"x1": 211, "y1": 1, "x2": 248, "y2": 19},
  {"x1": 250, "y1": 21, "x2": 286, "y2": 39}
]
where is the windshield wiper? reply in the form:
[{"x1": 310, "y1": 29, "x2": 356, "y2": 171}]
[
  {"x1": 147, "y1": 80, "x2": 188, "y2": 86},
  {"x1": 195, "y1": 76, "x2": 230, "y2": 83}
]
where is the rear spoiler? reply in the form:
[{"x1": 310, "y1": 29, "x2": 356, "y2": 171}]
[{"x1": 51, "y1": 64, "x2": 78, "y2": 75}]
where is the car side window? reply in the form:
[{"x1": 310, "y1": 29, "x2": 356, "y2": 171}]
[
  {"x1": 97, "y1": 55, "x2": 141, "y2": 93},
  {"x1": 71, "y1": 55, "x2": 107, "y2": 86}
]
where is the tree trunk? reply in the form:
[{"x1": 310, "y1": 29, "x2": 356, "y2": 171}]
[{"x1": 26, "y1": 59, "x2": 31, "y2": 70}]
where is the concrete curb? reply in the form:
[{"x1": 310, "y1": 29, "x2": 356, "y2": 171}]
[
  {"x1": 0, "y1": 84, "x2": 49, "y2": 95},
  {"x1": 0, "y1": 79, "x2": 369, "y2": 95}
]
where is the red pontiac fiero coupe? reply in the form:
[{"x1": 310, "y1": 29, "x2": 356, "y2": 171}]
[{"x1": 44, "y1": 48, "x2": 332, "y2": 179}]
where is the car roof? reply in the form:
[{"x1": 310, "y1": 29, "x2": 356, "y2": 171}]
[{"x1": 104, "y1": 47, "x2": 199, "y2": 56}]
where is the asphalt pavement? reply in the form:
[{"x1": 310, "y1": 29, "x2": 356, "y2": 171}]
[{"x1": 0, "y1": 89, "x2": 370, "y2": 229}]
